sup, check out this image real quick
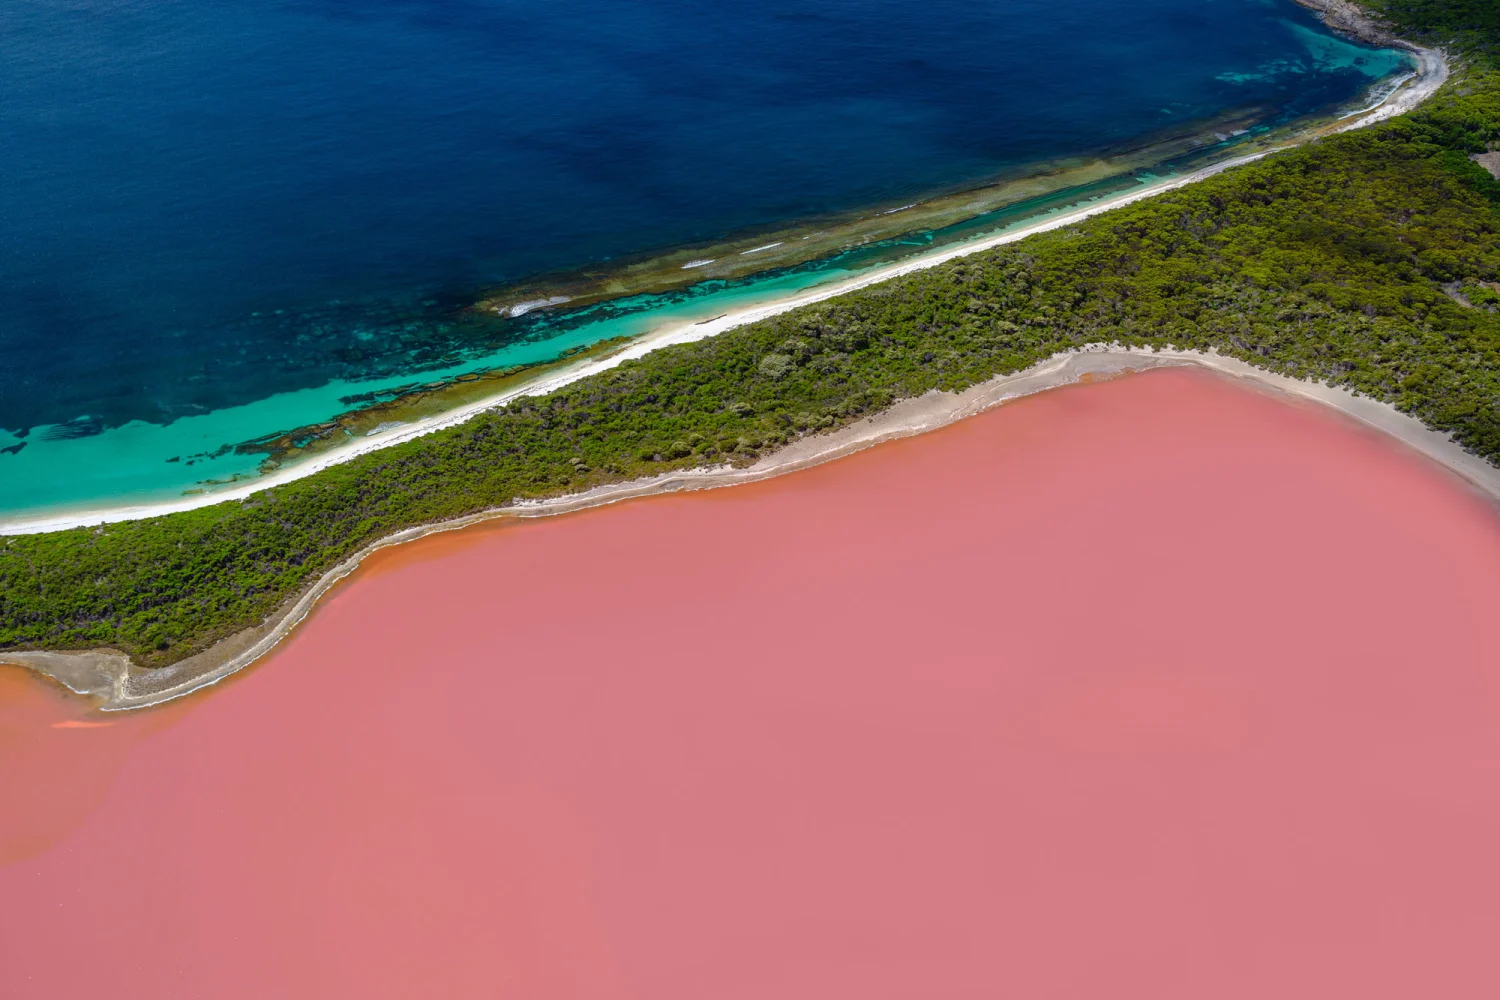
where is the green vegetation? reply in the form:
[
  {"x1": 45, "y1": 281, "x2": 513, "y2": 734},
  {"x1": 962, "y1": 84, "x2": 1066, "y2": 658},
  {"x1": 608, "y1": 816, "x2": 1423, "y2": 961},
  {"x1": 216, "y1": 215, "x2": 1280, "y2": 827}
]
[
  {"x1": 5, "y1": 1, "x2": 1500, "y2": 668},
  {"x1": 1370, "y1": 0, "x2": 1500, "y2": 38}
]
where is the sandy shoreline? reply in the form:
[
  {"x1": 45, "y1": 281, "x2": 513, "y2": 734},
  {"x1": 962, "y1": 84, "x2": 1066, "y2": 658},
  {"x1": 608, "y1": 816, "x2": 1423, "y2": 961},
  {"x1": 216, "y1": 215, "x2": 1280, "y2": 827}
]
[
  {"x1": 0, "y1": 33, "x2": 1447, "y2": 537},
  {"x1": 1286, "y1": 0, "x2": 1450, "y2": 127},
  {"x1": 6, "y1": 344, "x2": 1497, "y2": 712}
]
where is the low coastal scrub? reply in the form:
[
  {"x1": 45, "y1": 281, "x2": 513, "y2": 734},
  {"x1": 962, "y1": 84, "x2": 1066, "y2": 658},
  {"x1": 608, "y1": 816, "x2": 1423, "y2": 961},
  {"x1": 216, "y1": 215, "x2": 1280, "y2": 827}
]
[{"x1": 4, "y1": 2, "x2": 1500, "y2": 667}]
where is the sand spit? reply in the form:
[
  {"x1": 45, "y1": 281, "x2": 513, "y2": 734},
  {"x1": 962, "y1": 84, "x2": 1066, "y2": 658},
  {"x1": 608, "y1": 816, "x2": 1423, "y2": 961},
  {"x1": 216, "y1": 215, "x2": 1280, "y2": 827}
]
[
  {"x1": 0, "y1": 33, "x2": 1447, "y2": 538},
  {"x1": 6, "y1": 345, "x2": 1497, "y2": 712}
]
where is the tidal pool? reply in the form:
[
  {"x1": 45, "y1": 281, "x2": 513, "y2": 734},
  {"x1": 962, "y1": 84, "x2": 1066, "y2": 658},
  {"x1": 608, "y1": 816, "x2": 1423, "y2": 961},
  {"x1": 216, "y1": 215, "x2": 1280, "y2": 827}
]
[{"x1": 3, "y1": 368, "x2": 1498, "y2": 997}]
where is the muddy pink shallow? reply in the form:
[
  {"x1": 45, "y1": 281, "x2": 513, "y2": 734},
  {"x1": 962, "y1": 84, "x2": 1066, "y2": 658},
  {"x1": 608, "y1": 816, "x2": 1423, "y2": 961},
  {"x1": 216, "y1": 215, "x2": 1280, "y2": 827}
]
[{"x1": 4, "y1": 368, "x2": 1500, "y2": 998}]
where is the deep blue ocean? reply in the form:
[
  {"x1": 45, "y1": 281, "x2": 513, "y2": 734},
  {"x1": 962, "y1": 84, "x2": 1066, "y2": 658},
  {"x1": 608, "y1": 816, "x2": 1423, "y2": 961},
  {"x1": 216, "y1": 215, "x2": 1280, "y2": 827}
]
[{"x1": 0, "y1": 0, "x2": 1408, "y2": 517}]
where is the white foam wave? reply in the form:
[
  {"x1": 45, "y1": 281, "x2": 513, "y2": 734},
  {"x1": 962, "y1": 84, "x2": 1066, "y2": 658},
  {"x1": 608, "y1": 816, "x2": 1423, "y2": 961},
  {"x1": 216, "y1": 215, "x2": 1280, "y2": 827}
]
[
  {"x1": 504, "y1": 295, "x2": 572, "y2": 318},
  {"x1": 1338, "y1": 71, "x2": 1415, "y2": 119}
]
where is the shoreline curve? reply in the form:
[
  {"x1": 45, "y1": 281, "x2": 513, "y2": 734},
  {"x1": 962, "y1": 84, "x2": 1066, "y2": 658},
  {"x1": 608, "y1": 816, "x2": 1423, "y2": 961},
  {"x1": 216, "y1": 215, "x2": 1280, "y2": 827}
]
[{"x1": 5, "y1": 345, "x2": 1496, "y2": 713}]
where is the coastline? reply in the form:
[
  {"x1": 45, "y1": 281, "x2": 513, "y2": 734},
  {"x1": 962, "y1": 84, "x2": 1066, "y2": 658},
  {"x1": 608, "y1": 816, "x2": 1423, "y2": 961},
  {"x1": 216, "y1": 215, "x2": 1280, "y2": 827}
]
[
  {"x1": 7, "y1": 344, "x2": 1497, "y2": 713},
  {"x1": 1289, "y1": 0, "x2": 1404, "y2": 48},
  {"x1": 0, "y1": 3, "x2": 1466, "y2": 708},
  {"x1": 0, "y1": 35, "x2": 1447, "y2": 538},
  {"x1": 1290, "y1": 0, "x2": 1453, "y2": 133}
]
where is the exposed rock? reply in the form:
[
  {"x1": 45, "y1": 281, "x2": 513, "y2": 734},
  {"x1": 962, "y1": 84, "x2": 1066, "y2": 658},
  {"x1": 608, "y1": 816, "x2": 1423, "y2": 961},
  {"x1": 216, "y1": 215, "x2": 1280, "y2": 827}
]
[
  {"x1": 1471, "y1": 151, "x2": 1500, "y2": 180},
  {"x1": 1287, "y1": 0, "x2": 1403, "y2": 48}
]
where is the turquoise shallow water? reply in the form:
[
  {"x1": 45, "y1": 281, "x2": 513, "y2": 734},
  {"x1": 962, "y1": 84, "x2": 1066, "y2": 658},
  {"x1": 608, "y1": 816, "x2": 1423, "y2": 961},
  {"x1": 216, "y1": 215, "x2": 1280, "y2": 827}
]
[
  {"x1": 0, "y1": 0, "x2": 1411, "y2": 522},
  {"x1": 0, "y1": 264, "x2": 860, "y2": 520}
]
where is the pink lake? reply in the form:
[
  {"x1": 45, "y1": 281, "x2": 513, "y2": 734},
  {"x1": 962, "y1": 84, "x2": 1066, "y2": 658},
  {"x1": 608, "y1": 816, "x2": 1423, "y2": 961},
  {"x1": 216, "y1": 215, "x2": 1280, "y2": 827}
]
[{"x1": 3, "y1": 367, "x2": 1500, "y2": 998}]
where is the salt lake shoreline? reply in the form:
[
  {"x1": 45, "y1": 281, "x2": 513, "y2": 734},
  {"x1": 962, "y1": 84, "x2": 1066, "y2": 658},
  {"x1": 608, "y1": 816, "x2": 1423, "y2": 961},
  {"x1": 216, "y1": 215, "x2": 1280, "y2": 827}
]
[
  {"x1": 0, "y1": 26, "x2": 1447, "y2": 538},
  {"x1": 6, "y1": 344, "x2": 1498, "y2": 713},
  {"x1": 1, "y1": 7, "x2": 1465, "y2": 709}
]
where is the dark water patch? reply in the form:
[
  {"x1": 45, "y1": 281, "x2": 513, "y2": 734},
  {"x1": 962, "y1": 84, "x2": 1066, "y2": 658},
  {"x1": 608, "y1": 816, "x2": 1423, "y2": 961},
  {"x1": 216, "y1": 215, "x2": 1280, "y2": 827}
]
[
  {"x1": 1, "y1": 0, "x2": 1406, "y2": 439},
  {"x1": 40, "y1": 416, "x2": 104, "y2": 442}
]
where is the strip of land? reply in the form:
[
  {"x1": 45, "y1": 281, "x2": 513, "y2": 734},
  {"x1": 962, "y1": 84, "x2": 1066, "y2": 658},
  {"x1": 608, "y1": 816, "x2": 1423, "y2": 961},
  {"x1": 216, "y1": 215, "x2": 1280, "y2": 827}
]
[{"x1": 6, "y1": 344, "x2": 1496, "y2": 712}]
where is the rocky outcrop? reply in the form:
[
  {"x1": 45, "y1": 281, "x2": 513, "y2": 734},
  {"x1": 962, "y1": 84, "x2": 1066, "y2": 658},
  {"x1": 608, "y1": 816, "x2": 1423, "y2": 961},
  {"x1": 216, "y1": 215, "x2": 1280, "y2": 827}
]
[
  {"x1": 1288, "y1": 0, "x2": 1407, "y2": 49},
  {"x1": 1472, "y1": 151, "x2": 1500, "y2": 179}
]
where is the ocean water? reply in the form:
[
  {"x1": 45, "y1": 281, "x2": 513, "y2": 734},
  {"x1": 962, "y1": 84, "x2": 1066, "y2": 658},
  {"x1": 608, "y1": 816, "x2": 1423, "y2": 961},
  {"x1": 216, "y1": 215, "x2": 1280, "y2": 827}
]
[{"x1": 0, "y1": 0, "x2": 1409, "y2": 519}]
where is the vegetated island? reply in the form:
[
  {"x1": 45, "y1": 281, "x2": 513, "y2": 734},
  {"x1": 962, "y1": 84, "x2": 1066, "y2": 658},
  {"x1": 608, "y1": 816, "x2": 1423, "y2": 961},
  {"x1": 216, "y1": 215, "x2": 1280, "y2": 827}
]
[{"x1": 4, "y1": 0, "x2": 1500, "y2": 710}]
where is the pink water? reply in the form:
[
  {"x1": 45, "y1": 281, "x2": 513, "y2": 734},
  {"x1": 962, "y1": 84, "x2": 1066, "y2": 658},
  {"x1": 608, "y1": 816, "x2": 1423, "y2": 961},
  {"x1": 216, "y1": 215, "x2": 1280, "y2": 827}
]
[{"x1": 4, "y1": 368, "x2": 1500, "y2": 998}]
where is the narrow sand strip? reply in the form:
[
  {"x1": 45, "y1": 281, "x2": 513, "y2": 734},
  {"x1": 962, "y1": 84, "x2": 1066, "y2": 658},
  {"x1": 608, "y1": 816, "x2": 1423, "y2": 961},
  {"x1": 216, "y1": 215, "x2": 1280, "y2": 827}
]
[
  {"x1": 6, "y1": 342, "x2": 1496, "y2": 713},
  {"x1": 0, "y1": 40, "x2": 1447, "y2": 537}
]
